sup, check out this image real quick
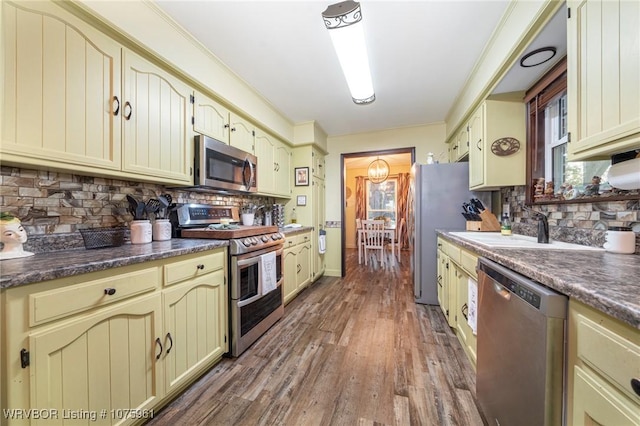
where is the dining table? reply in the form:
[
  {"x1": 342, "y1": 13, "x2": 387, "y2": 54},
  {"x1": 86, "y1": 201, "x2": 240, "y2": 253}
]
[{"x1": 357, "y1": 224, "x2": 396, "y2": 265}]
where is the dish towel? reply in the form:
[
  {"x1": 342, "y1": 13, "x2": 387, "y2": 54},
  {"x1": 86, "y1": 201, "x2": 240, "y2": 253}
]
[
  {"x1": 468, "y1": 277, "x2": 478, "y2": 335},
  {"x1": 260, "y1": 251, "x2": 277, "y2": 295},
  {"x1": 318, "y1": 233, "x2": 326, "y2": 254}
]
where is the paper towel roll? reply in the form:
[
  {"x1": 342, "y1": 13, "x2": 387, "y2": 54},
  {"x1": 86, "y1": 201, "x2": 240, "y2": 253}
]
[{"x1": 608, "y1": 158, "x2": 640, "y2": 190}]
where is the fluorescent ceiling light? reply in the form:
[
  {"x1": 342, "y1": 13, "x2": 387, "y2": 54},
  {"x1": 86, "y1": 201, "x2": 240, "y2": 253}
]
[{"x1": 322, "y1": 1, "x2": 375, "y2": 105}]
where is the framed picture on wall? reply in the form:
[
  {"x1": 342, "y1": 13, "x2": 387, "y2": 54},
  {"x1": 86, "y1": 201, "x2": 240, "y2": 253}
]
[
  {"x1": 295, "y1": 167, "x2": 309, "y2": 186},
  {"x1": 297, "y1": 195, "x2": 307, "y2": 206}
]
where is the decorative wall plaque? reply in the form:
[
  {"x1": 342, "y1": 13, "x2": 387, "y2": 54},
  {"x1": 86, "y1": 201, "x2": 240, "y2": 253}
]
[{"x1": 491, "y1": 137, "x2": 521, "y2": 156}]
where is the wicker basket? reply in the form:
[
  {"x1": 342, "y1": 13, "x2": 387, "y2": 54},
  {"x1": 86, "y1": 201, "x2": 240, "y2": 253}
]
[{"x1": 79, "y1": 227, "x2": 126, "y2": 249}]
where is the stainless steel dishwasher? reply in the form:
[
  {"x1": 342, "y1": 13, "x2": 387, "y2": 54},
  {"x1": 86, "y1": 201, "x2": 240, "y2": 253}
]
[{"x1": 477, "y1": 257, "x2": 567, "y2": 426}]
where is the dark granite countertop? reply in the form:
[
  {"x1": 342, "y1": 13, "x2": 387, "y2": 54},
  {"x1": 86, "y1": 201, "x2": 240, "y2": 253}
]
[
  {"x1": 0, "y1": 239, "x2": 229, "y2": 289},
  {"x1": 437, "y1": 230, "x2": 640, "y2": 329},
  {"x1": 280, "y1": 226, "x2": 315, "y2": 236}
]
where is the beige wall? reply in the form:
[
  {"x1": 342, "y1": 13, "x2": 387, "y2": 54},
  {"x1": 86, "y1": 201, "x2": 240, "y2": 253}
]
[{"x1": 323, "y1": 123, "x2": 446, "y2": 275}]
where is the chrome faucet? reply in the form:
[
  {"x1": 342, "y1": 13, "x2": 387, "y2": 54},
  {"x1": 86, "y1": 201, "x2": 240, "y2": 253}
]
[{"x1": 522, "y1": 205, "x2": 549, "y2": 243}]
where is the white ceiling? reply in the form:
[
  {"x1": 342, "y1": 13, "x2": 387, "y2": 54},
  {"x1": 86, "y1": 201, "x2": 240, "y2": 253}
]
[{"x1": 155, "y1": 1, "x2": 566, "y2": 138}]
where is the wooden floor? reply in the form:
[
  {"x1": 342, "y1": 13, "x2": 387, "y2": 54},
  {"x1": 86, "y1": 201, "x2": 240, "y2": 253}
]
[{"x1": 146, "y1": 248, "x2": 485, "y2": 426}]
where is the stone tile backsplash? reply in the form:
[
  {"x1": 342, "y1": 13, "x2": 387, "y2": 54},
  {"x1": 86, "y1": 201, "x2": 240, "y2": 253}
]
[
  {"x1": 1, "y1": 167, "x2": 275, "y2": 253},
  {"x1": 502, "y1": 186, "x2": 640, "y2": 254}
]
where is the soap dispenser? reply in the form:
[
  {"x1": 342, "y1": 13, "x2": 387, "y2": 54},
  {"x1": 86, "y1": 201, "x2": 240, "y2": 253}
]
[{"x1": 501, "y1": 213, "x2": 512, "y2": 236}]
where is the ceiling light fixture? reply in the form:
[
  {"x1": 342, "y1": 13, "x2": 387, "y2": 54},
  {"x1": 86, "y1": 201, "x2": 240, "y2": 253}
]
[
  {"x1": 368, "y1": 157, "x2": 389, "y2": 184},
  {"x1": 322, "y1": 0, "x2": 375, "y2": 105},
  {"x1": 519, "y1": 46, "x2": 557, "y2": 68}
]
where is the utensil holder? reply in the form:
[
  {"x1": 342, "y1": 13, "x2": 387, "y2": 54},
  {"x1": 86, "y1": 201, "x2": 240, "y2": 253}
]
[
  {"x1": 130, "y1": 220, "x2": 152, "y2": 244},
  {"x1": 465, "y1": 211, "x2": 501, "y2": 232},
  {"x1": 241, "y1": 213, "x2": 255, "y2": 226},
  {"x1": 152, "y1": 219, "x2": 172, "y2": 241}
]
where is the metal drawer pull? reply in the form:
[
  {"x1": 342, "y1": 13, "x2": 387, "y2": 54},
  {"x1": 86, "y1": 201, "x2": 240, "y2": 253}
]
[
  {"x1": 113, "y1": 96, "x2": 120, "y2": 116},
  {"x1": 631, "y1": 378, "x2": 640, "y2": 397},
  {"x1": 104, "y1": 288, "x2": 116, "y2": 296},
  {"x1": 124, "y1": 101, "x2": 133, "y2": 120},
  {"x1": 166, "y1": 333, "x2": 173, "y2": 354},
  {"x1": 197, "y1": 264, "x2": 205, "y2": 270},
  {"x1": 155, "y1": 338, "x2": 163, "y2": 360}
]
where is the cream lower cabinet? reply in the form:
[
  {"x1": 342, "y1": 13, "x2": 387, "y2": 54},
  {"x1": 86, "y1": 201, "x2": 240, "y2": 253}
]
[
  {"x1": 28, "y1": 294, "x2": 163, "y2": 425},
  {"x1": 283, "y1": 232, "x2": 312, "y2": 304},
  {"x1": 437, "y1": 237, "x2": 478, "y2": 369},
  {"x1": 1, "y1": 248, "x2": 227, "y2": 425},
  {"x1": 567, "y1": 299, "x2": 640, "y2": 425},
  {"x1": 567, "y1": 0, "x2": 640, "y2": 161},
  {"x1": 468, "y1": 100, "x2": 526, "y2": 190}
]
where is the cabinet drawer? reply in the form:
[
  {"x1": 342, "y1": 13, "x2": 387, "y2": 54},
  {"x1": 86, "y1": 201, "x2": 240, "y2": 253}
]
[
  {"x1": 460, "y1": 249, "x2": 478, "y2": 279},
  {"x1": 164, "y1": 251, "x2": 225, "y2": 286},
  {"x1": 444, "y1": 242, "x2": 460, "y2": 264},
  {"x1": 575, "y1": 308, "x2": 640, "y2": 401},
  {"x1": 29, "y1": 267, "x2": 159, "y2": 326},
  {"x1": 286, "y1": 232, "x2": 311, "y2": 247}
]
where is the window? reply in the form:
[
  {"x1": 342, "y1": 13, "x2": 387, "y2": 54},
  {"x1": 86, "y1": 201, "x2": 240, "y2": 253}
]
[{"x1": 366, "y1": 178, "x2": 397, "y2": 226}]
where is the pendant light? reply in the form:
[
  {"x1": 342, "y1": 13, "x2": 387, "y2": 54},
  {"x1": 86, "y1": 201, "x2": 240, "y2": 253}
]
[{"x1": 368, "y1": 156, "x2": 389, "y2": 184}]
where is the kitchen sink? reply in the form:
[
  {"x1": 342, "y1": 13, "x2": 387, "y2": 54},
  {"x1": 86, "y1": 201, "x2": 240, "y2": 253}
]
[{"x1": 449, "y1": 232, "x2": 604, "y2": 251}]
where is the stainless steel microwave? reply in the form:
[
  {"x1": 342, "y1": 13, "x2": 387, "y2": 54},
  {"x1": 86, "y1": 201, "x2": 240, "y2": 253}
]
[{"x1": 193, "y1": 135, "x2": 257, "y2": 193}]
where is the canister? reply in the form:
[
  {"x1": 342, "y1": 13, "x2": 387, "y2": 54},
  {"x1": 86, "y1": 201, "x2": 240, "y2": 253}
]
[{"x1": 603, "y1": 226, "x2": 636, "y2": 254}]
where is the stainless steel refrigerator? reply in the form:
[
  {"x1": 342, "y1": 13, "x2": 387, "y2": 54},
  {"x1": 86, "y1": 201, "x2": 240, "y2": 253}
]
[{"x1": 407, "y1": 162, "x2": 491, "y2": 304}]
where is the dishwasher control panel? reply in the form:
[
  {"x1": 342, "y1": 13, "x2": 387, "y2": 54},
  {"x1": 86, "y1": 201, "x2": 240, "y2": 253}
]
[{"x1": 482, "y1": 263, "x2": 542, "y2": 309}]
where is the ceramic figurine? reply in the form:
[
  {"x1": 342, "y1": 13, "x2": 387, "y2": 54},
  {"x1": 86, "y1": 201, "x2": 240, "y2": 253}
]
[
  {"x1": 0, "y1": 213, "x2": 34, "y2": 260},
  {"x1": 544, "y1": 181, "x2": 555, "y2": 197}
]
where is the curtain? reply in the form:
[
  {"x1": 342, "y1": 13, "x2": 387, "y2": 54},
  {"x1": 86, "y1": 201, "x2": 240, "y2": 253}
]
[
  {"x1": 396, "y1": 173, "x2": 410, "y2": 250},
  {"x1": 355, "y1": 176, "x2": 366, "y2": 220}
]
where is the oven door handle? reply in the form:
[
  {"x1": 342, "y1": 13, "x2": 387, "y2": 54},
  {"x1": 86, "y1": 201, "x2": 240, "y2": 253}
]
[{"x1": 237, "y1": 257, "x2": 260, "y2": 268}]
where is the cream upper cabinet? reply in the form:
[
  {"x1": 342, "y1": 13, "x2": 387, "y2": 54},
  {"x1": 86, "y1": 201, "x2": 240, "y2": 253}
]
[
  {"x1": 29, "y1": 294, "x2": 163, "y2": 423},
  {"x1": 447, "y1": 126, "x2": 470, "y2": 163},
  {"x1": 192, "y1": 90, "x2": 231, "y2": 143},
  {"x1": 567, "y1": 0, "x2": 640, "y2": 161},
  {"x1": 2, "y1": 0, "x2": 121, "y2": 172},
  {"x1": 255, "y1": 128, "x2": 291, "y2": 198},
  {"x1": 468, "y1": 100, "x2": 526, "y2": 190},
  {"x1": 567, "y1": 299, "x2": 640, "y2": 425},
  {"x1": 312, "y1": 148, "x2": 326, "y2": 179},
  {"x1": 122, "y1": 50, "x2": 192, "y2": 183},
  {"x1": 229, "y1": 113, "x2": 255, "y2": 154},
  {"x1": 275, "y1": 142, "x2": 292, "y2": 197}
]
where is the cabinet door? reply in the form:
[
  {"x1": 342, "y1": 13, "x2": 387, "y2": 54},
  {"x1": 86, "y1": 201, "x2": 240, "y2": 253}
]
[
  {"x1": 573, "y1": 365, "x2": 640, "y2": 425},
  {"x1": 122, "y1": 50, "x2": 192, "y2": 184},
  {"x1": 567, "y1": 0, "x2": 640, "y2": 160},
  {"x1": 29, "y1": 294, "x2": 163, "y2": 424},
  {"x1": 467, "y1": 104, "x2": 484, "y2": 187},
  {"x1": 436, "y1": 249, "x2": 448, "y2": 319},
  {"x1": 275, "y1": 141, "x2": 292, "y2": 197},
  {"x1": 456, "y1": 126, "x2": 469, "y2": 159},
  {"x1": 312, "y1": 149, "x2": 325, "y2": 179},
  {"x1": 454, "y1": 265, "x2": 477, "y2": 367},
  {"x1": 229, "y1": 113, "x2": 255, "y2": 154},
  {"x1": 283, "y1": 247, "x2": 298, "y2": 304},
  {"x1": 255, "y1": 129, "x2": 277, "y2": 195},
  {"x1": 192, "y1": 90, "x2": 230, "y2": 143},
  {"x1": 297, "y1": 242, "x2": 312, "y2": 289},
  {"x1": 312, "y1": 176, "x2": 325, "y2": 279},
  {"x1": 162, "y1": 270, "x2": 227, "y2": 394},
  {"x1": 2, "y1": 0, "x2": 121, "y2": 171}
]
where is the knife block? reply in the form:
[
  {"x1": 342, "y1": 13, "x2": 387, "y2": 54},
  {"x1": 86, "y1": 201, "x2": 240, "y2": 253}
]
[{"x1": 465, "y1": 210, "x2": 501, "y2": 232}]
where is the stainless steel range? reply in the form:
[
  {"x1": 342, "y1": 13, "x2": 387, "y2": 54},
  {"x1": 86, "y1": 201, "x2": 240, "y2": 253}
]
[{"x1": 171, "y1": 204, "x2": 285, "y2": 357}]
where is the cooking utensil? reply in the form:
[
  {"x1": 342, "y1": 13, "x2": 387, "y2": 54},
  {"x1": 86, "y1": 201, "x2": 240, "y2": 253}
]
[
  {"x1": 157, "y1": 194, "x2": 171, "y2": 219},
  {"x1": 127, "y1": 195, "x2": 146, "y2": 220},
  {"x1": 146, "y1": 199, "x2": 160, "y2": 216}
]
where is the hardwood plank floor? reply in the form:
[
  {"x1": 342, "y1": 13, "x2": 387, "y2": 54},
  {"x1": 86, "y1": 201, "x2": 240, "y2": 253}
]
[{"x1": 146, "y1": 248, "x2": 485, "y2": 425}]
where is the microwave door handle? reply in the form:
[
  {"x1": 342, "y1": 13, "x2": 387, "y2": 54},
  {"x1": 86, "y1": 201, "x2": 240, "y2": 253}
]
[{"x1": 243, "y1": 158, "x2": 254, "y2": 189}]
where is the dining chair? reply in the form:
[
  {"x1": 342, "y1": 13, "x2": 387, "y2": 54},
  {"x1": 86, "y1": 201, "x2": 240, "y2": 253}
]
[
  {"x1": 356, "y1": 218, "x2": 365, "y2": 264},
  {"x1": 361, "y1": 219, "x2": 386, "y2": 266}
]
